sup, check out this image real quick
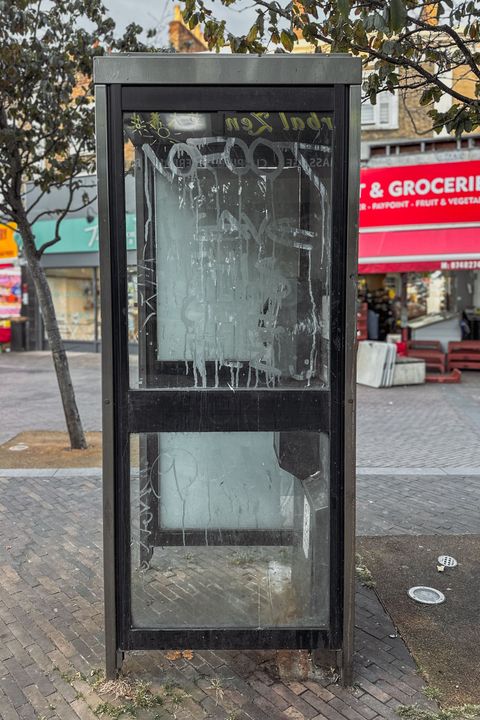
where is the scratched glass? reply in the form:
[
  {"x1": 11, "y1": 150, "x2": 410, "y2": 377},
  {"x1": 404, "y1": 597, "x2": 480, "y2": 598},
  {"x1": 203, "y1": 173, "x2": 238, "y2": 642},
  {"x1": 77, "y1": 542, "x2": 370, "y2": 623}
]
[
  {"x1": 130, "y1": 431, "x2": 330, "y2": 628},
  {"x1": 124, "y1": 110, "x2": 333, "y2": 389}
]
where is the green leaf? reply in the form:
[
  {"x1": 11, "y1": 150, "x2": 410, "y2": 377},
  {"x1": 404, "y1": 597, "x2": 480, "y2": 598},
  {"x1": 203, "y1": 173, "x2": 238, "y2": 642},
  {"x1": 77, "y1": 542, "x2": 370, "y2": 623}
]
[
  {"x1": 337, "y1": 0, "x2": 350, "y2": 18},
  {"x1": 419, "y1": 88, "x2": 433, "y2": 106},
  {"x1": 389, "y1": 0, "x2": 407, "y2": 31},
  {"x1": 280, "y1": 29, "x2": 294, "y2": 51},
  {"x1": 246, "y1": 24, "x2": 258, "y2": 43}
]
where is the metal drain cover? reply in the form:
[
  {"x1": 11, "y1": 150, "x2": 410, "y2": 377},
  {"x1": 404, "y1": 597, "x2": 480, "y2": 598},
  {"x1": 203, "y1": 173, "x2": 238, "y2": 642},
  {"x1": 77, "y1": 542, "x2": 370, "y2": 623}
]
[
  {"x1": 408, "y1": 586, "x2": 446, "y2": 605},
  {"x1": 438, "y1": 555, "x2": 457, "y2": 568}
]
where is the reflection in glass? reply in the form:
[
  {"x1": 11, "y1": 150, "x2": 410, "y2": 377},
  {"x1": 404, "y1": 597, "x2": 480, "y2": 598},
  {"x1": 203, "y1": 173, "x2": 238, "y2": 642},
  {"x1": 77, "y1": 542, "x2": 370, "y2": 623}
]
[
  {"x1": 130, "y1": 431, "x2": 329, "y2": 629},
  {"x1": 125, "y1": 110, "x2": 333, "y2": 388}
]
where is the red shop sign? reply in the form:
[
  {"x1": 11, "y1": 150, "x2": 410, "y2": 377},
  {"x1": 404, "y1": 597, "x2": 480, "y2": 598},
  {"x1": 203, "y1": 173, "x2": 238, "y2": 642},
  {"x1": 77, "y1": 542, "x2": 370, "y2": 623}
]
[{"x1": 359, "y1": 160, "x2": 480, "y2": 228}]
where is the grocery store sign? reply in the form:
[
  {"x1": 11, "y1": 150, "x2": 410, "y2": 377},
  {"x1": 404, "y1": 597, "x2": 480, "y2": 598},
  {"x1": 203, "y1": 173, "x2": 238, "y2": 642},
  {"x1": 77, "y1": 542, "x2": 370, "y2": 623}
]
[{"x1": 360, "y1": 160, "x2": 480, "y2": 229}]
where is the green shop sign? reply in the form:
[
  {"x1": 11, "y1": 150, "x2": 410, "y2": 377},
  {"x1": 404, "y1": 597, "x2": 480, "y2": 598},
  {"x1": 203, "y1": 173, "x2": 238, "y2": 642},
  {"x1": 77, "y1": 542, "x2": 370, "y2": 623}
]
[{"x1": 29, "y1": 214, "x2": 136, "y2": 254}]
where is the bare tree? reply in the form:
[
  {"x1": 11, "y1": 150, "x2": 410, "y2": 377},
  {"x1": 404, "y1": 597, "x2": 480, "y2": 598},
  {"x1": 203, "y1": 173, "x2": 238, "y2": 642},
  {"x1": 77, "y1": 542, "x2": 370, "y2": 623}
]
[{"x1": 0, "y1": 0, "x2": 149, "y2": 448}]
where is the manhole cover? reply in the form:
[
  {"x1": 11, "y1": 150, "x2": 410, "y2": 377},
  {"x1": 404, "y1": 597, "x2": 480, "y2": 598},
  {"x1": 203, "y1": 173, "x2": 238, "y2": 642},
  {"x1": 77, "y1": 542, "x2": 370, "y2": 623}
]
[
  {"x1": 408, "y1": 586, "x2": 446, "y2": 605},
  {"x1": 438, "y1": 555, "x2": 457, "y2": 568}
]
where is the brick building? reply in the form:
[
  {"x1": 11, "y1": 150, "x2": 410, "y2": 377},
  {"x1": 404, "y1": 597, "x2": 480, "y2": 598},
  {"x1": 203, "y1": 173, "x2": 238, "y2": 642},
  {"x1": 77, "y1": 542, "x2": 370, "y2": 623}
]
[{"x1": 168, "y1": 6, "x2": 208, "y2": 52}]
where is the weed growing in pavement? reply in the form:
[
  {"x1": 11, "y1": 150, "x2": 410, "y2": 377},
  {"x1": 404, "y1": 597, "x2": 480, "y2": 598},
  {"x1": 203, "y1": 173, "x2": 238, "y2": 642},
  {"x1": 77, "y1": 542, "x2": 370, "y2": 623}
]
[
  {"x1": 60, "y1": 669, "x2": 87, "y2": 683},
  {"x1": 56, "y1": 665, "x2": 188, "y2": 719},
  {"x1": 226, "y1": 711, "x2": 241, "y2": 720},
  {"x1": 163, "y1": 681, "x2": 189, "y2": 707},
  {"x1": 424, "y1": 686, "x2": 443, "y2": 701},
  {"x1": 398, "y1": 703, "x2": 480, "y2": 720},
  {"x1": 94, "y1": 684, "x2": 164, "y2": 718},
  {"x1": 89, "y1": 668, "x2": 106, "y2": 687},
  {"x1": 208, "y1": 677, "x2": 225, "y2": 704},
  {"x1": 355, "y1": 554, "x2": 376, "y2": 588},
  {"x1": 95, "y1": 701, "x2": 133, "y2": 719}
]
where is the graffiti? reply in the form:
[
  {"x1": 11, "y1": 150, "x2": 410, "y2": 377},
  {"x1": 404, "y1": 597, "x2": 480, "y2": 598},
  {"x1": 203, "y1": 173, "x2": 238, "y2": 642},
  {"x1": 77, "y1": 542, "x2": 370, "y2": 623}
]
[
  {"x1": 144, "y1": 136, "x2": 330, "y2": 184},
  {"x1": 138, "y1": 129, "x2": 330, "y2": 389}
]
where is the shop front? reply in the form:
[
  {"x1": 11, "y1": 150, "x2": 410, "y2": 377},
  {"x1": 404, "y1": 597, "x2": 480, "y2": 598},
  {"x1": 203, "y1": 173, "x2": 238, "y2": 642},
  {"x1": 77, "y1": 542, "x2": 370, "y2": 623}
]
[
  {"x1": 358, "y1": 159, "x2": 480, "y2": 345},
  {"x1": 0, "y1": 222, "x2": 22, "y2": 349},
  {"x1": 25, "y1": 176, "x2": 137, "y2": 351}
]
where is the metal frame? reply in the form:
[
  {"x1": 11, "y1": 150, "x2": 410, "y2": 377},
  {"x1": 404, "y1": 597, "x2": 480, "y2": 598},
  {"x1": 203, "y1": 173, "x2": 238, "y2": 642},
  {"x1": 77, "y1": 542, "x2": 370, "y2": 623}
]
[
  {"x1": 343, "y1": 84, "x2": 361, "y2": 686},
  {"x1": 95, "y1": 54, "x2": 360, "y2": 682},
  {"x1": 94, "y1": 54, "x2": 361, "y2": 86}
]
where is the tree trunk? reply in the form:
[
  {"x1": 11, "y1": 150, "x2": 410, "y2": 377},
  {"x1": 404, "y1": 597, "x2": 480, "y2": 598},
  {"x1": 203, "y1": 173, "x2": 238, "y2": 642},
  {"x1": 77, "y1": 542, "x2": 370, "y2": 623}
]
[{"x1": 17, "y1": 216, "x2": 88, "y2": 450}]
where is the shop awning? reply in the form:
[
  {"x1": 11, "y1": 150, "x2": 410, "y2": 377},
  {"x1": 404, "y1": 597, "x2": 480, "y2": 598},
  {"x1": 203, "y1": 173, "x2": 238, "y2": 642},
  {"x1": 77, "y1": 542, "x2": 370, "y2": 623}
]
[{"x1": 358, "y1": 226, "x2": 480, "y2": 274}]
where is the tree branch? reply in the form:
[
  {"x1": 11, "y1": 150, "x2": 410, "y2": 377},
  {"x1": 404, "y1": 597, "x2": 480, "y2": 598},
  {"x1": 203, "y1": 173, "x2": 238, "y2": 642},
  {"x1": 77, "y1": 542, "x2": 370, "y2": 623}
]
[
  {"x1": 31, "y1": 194, "x2": 97, "y2": 227},
  {"x1": 230, "y1": 0, "x2": 479, "y2": 111},
  {"x1": 34, "y1": 145, "x2": 92, "y2": 258},
  {"x1": 411, "y1": 17, "x2": 480, "y2": 81}
]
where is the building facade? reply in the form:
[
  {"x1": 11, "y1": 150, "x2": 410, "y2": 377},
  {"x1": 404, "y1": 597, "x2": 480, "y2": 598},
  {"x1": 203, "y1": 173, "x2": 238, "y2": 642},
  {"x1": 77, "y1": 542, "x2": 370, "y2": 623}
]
[{"x1": 16, "y1": 9, "x2": 480, "y2": 351}]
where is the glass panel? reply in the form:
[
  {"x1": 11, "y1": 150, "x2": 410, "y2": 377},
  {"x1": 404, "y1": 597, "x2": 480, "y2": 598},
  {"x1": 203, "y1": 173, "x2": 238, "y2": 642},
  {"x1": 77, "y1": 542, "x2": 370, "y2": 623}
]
[
  {"x1": 127, "y1": 266, "x2": 138, "y2": 344},
  {"x1": 124, "y1": 110, "x2": 333, "y2": 388},
  {"x1": 130, "y1": 431, "x2": 329, "y2": 629}
]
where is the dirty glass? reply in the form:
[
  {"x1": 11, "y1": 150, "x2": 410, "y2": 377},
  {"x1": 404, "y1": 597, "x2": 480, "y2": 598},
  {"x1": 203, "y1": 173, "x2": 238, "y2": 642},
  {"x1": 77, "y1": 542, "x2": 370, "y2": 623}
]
[
  {"x1": 124, "y1": 110, "x2": 333, "y2": 389},
  {"x1": 130, "y1": 431, "x2": 330, "y2": 629}
]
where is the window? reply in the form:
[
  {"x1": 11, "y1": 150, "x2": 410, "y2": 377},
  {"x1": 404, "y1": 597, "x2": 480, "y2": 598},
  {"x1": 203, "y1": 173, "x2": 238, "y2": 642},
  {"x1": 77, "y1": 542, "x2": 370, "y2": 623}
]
[
  {"x1": 45, "y1": 267, "x2": 97, "y2": 342},
  {"x1": 361, "y1": 91, "x2": 399, "y2": 130}
]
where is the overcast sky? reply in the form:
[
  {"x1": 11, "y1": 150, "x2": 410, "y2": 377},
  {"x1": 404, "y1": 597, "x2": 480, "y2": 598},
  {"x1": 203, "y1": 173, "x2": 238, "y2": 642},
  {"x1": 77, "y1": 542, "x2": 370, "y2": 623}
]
[{"x1": 106, "y1": 0, "x2": 255, "y2": 46}]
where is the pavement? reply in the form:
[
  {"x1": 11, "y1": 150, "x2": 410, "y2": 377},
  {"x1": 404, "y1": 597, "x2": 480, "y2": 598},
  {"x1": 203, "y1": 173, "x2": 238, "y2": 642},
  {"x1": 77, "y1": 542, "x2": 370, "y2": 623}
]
[
  {"x1": 0, "y1": 471, "x2": 437, "y2": 720},
  {"x1": 0, "y1": 351, "x2": 479, "y2": 719},
  {"x1": 357, "y1": 372, "x2": 480, "y2": 472},
  {"x1": 1, "y1": 351, "x2": 480, "y2": 472},
  {"x1": 0, "y1": 353, "x2": 102, "y2": 445},
  {"x1": 359, "y1": 534, "x2": 480, "y2": 706}
]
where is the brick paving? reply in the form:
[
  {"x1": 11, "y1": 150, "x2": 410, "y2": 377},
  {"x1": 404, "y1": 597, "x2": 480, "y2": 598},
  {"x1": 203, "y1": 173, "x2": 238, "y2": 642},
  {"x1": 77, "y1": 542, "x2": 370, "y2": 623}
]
[
  {"x1": 356, "y1": 371, "x2": 480, "y2": 469},
  {"x1": 1, "y1": 352, "x2": 480, "y2": 470},
  {"x1": 0, "y1": 352, "x2": 102, "y2": 443},
  {"x1": 358, "y1": 473, "x2": 480, "y2": 536},
  {"x1": 0, "y1": 472, "x2": 437, "y2": 720},
  {"x1": 1, "y1": 352, "x2": 479, "y2": 717}
]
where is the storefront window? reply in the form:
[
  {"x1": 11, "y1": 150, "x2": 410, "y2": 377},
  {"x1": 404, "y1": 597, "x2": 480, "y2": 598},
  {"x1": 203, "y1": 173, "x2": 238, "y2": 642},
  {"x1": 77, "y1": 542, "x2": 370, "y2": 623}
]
[
  {"x1": 46, "y1": 268, "x2": 97, "y2": 342},
  {"x1": 44, "y1": 266, "x2": 140, "y2": 347},
  {"x1": 358, "y1": 271, "x2": 450, "y2": 341}
]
